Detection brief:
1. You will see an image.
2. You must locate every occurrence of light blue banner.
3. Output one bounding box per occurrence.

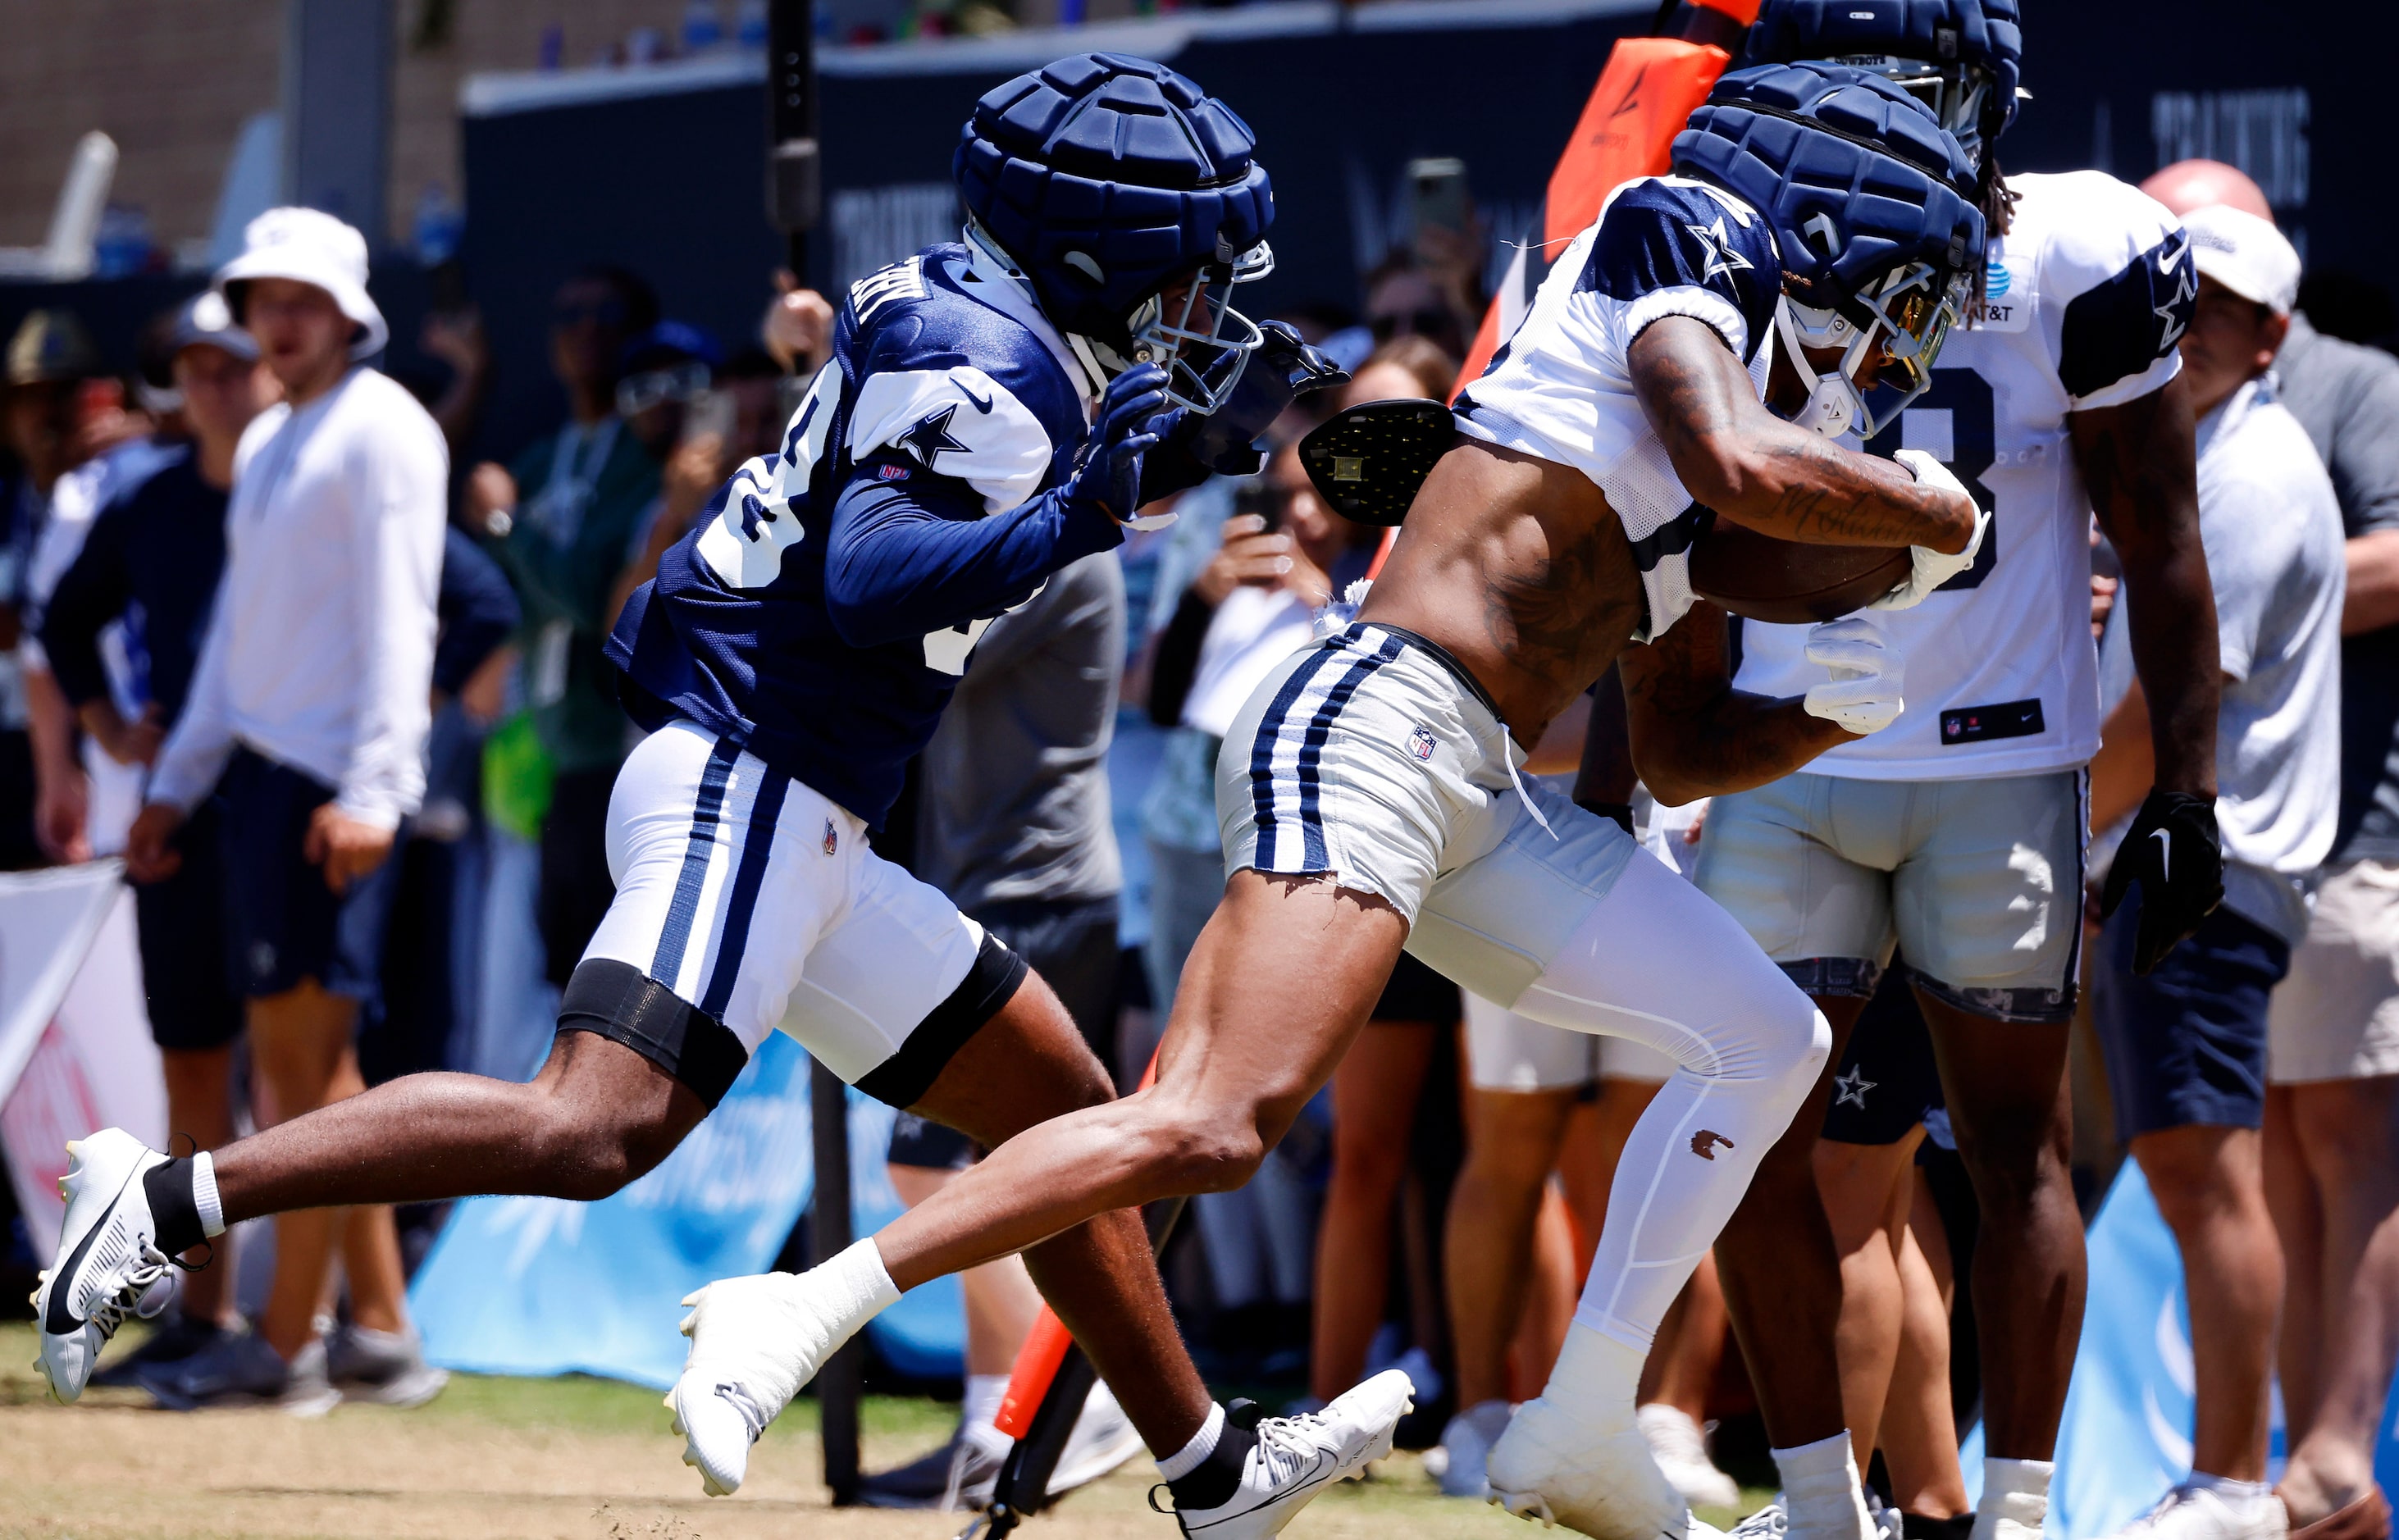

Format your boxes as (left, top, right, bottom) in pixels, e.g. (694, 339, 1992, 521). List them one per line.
(1965, 1164, 2399, 1539)
(409, 1033, 964, 1389)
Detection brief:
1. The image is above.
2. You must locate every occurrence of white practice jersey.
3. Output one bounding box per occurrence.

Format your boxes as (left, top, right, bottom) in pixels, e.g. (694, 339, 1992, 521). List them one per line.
(1734, 171, 2195, 780)
(1455, 174, 1782, 644)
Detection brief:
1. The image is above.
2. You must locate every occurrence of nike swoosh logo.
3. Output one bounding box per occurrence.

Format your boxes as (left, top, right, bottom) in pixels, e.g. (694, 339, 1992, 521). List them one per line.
(960, 382, 994, 414)
(1185, 1451, 1339, 1530)
(43, 1164, 140, 1335)
(2157, 233, 2187, 273)
(2151, 826, 2173, 883)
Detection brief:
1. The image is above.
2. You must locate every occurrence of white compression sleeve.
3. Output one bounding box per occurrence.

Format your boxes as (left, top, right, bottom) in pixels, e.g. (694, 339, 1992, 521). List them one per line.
(1507, 851, 1829, 1351)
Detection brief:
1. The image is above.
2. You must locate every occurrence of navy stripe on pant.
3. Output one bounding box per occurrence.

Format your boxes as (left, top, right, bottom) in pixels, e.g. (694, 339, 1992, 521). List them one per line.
(699, 772, 790, 1018)
(651, 736, 743, 984)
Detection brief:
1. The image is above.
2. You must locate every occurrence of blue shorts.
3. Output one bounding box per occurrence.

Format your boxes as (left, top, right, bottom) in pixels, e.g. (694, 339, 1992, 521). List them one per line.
(137, 796, 245, 1050)
(217, 747, 404, 1011)
(1820, 960, 1945, 1146)
(2094, 888, 2289, 1141)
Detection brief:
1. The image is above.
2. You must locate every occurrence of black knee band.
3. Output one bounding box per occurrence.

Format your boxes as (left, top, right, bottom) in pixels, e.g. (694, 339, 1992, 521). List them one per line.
(558, 958, 748, 1109)
(854, 931, 1029, 1111)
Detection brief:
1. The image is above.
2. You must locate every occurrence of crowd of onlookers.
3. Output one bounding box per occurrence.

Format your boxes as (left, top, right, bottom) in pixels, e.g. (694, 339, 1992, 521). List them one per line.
(2, 149, 2397, 1534)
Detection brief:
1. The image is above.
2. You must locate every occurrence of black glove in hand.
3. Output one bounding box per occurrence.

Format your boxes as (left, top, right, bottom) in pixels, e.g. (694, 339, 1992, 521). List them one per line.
(1067, 364, 1173, 523)
(1183, 321, 1351, 475)
(2099, 789, 2224, 975)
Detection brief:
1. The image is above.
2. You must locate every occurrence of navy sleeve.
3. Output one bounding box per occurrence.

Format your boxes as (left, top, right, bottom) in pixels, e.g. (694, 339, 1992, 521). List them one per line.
(38, 500, 132, 709)
(822, 454, 1123, 649)
(2059, 228, 2196, 404)
(433, 525, 520, 695)
(1580, 182, 1780, 361)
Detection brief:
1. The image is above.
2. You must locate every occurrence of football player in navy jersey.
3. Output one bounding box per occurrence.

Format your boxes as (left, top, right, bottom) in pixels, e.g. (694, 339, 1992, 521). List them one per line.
(715, 64, 1990, 1540)
(1709, 10, 2223, 1540)
(33, 52, 1423, 1538)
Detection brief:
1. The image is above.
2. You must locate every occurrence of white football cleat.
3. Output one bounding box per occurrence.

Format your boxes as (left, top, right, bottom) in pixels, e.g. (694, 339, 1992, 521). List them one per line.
(1639, 1403, 1742, 1510)
(32, 1129, 174, 1404)
(1488, 1396, 1703, 1540)
(668, 1268, 875, 1495)
(2095, 1487, 2287, 1540)
(1166, 1368, 1416, 1537)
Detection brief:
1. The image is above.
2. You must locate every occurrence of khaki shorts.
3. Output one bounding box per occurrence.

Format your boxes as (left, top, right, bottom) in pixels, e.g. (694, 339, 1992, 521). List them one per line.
(1694, 769, 2087, 1023)
(2267, 858, 2399, 1083)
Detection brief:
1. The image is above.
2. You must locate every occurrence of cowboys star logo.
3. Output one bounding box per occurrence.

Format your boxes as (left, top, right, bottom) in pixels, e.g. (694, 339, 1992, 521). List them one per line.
(1833, 1066, 1877, 1110)
(2153, 230, 2197, 350)
(1684, 217, 1754, 284)
(896, 404, 970, 471)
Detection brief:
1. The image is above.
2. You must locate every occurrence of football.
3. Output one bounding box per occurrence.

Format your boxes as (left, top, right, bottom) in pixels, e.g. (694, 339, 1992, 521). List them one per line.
(1686, 515, 1913, 624)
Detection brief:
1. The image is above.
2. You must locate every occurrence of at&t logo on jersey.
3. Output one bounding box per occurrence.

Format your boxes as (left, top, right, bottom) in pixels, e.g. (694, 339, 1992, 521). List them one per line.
(1406, 727, 1437, 761)
(1970, 255, 2028, 332)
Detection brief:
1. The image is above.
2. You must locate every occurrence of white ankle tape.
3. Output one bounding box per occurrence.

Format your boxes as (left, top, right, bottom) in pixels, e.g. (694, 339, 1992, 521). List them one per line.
(192, 1150, 225, 1239)
(832, 1237, 901, 1317)
(1540, 1324, 1644, 1429)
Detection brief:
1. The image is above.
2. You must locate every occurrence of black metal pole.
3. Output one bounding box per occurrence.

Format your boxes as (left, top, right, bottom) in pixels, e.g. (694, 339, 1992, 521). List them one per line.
(969, 1194, 1191, 1538)
(768, 0, 821, 289)
(767, 0, 851, 1505)
(808, 1058, 861, 1506)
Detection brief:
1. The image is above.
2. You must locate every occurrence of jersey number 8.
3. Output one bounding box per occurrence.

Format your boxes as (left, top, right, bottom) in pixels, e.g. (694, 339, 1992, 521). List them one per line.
(1866, 366, 1998, 593)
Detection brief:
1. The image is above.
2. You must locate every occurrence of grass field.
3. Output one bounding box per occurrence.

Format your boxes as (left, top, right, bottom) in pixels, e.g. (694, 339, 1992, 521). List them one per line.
(0, 1322, 1767, 1538)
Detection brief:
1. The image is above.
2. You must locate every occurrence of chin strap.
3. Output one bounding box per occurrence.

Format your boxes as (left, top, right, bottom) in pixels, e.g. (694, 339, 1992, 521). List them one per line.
(1774, 302, 1861, 439)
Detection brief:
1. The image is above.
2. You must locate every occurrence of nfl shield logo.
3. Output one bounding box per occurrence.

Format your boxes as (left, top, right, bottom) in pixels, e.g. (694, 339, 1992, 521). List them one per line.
(1406, 727, 1436, 762)
(823, 818, 839, 855)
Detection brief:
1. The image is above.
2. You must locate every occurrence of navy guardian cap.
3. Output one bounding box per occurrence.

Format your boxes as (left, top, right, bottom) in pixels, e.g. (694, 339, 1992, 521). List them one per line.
(955, 52, 1275, 412)
(1675, 61, 1985, 437)
(1744, 0, 2023, 163)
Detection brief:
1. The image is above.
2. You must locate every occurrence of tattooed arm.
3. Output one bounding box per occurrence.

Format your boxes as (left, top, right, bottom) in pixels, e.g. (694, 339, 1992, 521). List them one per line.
(1619, 601, 1854, 805)
(1626, 316, 1976, 553)
(2073, 372, 2219, 797)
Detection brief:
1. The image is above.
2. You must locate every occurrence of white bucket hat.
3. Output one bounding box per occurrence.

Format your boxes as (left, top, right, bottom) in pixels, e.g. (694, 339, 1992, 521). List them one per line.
(2181, 204, 2301, 318)
(216, 206, 388, 359)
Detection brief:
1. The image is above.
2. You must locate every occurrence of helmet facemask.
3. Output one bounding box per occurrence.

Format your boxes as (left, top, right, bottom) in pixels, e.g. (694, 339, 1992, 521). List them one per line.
(1776, 256, 1972, 439)
(1115, 240, 1275, 413)
(1827, 54, 1995, 169)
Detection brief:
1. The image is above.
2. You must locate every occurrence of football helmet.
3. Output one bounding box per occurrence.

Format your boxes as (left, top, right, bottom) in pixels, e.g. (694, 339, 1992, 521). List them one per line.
(955, 52, 1275, 412)
(1675, 62, 1985, 437)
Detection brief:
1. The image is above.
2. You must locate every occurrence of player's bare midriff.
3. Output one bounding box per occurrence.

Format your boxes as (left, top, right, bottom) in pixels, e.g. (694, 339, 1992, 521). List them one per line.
(1357, 436, 1644, 745)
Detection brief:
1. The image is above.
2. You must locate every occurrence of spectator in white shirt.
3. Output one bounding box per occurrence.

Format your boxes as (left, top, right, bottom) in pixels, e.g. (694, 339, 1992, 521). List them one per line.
(2087, 204, 2346, 1540)
(125, 208, 449, 1410)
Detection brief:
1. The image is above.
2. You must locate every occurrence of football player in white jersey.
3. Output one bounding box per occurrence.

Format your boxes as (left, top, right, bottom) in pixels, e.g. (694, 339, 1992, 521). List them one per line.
(1713, 6, 2224, 1540)
(679, 62, 1988, 1540)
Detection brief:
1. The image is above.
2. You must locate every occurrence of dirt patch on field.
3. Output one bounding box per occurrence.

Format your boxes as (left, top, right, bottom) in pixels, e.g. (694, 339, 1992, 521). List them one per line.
(0, 1325, 1539, 1540)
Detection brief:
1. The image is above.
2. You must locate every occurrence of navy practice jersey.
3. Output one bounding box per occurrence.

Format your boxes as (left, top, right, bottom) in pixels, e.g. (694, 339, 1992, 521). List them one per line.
(607, 235, 1124, 828)
(1454, 175, 1783, 642)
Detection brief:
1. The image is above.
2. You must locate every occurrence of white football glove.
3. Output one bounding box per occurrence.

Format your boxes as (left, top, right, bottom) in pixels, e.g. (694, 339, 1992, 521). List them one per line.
(1803, 615, 1905, 735)
(1868, 449, 1990, 610)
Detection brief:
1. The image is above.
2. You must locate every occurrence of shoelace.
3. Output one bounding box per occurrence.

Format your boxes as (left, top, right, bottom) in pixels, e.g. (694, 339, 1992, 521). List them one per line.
(1249, 1406, 1342, 1485)
(1733, 1501, 1790, 1540)
(84, 1243, 175, 1342)
(713, 1381, 770, 1445)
